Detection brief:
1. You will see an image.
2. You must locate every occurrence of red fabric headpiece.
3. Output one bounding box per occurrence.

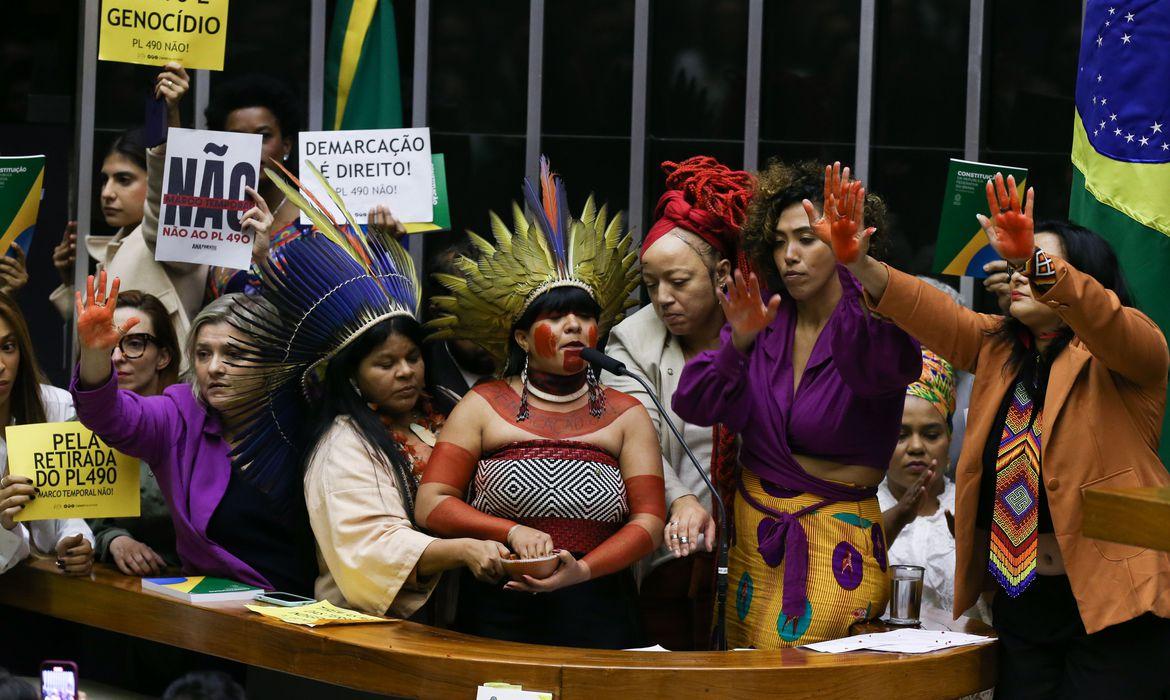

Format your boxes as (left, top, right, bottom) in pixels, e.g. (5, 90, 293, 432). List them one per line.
(641, 156, 755, 261)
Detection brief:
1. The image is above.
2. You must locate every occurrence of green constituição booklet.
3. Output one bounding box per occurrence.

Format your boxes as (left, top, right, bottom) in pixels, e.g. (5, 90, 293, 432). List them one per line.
(0, 155, 45, 256)
(933, 158, 1027, 279)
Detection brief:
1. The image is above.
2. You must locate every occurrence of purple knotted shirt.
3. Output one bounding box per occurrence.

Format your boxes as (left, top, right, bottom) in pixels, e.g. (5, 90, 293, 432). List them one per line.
(672, 265, 920, 621)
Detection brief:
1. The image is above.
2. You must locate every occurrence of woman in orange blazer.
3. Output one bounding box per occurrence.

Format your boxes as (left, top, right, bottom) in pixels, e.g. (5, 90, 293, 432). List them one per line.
(816, 171, 1170, 698)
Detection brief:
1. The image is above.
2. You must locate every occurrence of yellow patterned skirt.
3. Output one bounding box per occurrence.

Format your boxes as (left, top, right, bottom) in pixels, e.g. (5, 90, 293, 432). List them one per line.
(727, 470, 891, 649)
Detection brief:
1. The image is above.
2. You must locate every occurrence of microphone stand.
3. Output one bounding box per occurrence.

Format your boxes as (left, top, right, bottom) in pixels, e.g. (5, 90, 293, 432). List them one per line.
(589, 357, 730, 651)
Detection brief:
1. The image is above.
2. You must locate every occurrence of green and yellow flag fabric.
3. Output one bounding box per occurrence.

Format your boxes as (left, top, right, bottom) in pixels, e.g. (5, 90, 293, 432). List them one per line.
(325, 0, 403, 130)
(1071, 0, 1170, 464)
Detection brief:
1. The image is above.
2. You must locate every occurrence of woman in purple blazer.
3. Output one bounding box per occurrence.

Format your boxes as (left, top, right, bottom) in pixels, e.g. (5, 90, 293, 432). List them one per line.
(71, 272, 316, 594)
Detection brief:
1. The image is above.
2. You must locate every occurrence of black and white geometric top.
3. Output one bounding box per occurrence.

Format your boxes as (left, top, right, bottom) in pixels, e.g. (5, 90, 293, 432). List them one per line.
(471, 440, 630, 554)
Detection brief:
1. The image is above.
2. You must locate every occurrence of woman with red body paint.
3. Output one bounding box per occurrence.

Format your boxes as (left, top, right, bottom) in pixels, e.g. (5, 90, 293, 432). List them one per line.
(415, 285, 666, 648)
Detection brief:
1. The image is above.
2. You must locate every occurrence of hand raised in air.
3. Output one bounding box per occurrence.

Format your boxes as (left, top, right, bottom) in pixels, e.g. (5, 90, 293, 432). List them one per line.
(719, 269, 781, 353)
(976, 172, 1034, 265)
(804, 162, 875, 264)
(74, 270, 138, 352)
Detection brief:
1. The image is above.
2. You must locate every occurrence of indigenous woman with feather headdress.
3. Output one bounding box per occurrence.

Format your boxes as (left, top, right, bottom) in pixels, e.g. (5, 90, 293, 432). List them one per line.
(221, 163, 511, 620)
(414, 158, 666, 649)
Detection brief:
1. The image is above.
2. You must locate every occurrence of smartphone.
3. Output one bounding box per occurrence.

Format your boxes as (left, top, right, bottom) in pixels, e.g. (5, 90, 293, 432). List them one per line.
(40, 660, 78, 700)
(255, 591, 316, 607)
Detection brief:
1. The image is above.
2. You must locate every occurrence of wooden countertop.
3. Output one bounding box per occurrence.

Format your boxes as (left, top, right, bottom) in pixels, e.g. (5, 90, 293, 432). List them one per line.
(1083, 486, 1170, 553)
(0, 561, 996, 699)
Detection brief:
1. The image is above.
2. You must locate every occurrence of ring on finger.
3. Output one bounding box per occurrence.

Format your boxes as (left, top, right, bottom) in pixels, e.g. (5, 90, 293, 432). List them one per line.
(669, 533, 679, 540)
(679, 536, 690, 544)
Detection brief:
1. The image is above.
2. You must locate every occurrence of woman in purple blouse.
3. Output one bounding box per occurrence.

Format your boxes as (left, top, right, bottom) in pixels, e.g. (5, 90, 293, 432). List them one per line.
(673, 162, 921, 648)
(70, 272, 317, 595)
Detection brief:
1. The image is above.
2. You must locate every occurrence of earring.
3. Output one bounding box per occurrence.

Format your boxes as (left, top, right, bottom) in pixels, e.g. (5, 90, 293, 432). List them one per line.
(517, 356, 530, 422)
(586, 365, 605, 418)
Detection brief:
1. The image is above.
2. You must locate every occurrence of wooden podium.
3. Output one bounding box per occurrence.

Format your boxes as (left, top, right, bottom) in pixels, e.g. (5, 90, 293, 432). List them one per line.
(0, 561, 995, 699)
(1083, 486, 1170, 553)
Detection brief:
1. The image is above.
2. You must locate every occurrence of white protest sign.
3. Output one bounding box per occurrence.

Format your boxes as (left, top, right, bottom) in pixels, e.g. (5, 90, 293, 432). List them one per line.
(156, 128, 263, 270)
(297, 127, 433, 225)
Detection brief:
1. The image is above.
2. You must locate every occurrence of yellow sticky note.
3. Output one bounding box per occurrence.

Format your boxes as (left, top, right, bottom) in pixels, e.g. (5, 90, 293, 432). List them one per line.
(99, 0, 230, 71)
(8, 422, 140, 522)
(245, 600, 397, 627)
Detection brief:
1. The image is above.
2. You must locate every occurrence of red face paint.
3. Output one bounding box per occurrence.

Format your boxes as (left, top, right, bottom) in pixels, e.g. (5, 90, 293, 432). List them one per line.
(533, 322, 558, 358)
(562, 349, 585, 372)
(587, 326, 598, 348)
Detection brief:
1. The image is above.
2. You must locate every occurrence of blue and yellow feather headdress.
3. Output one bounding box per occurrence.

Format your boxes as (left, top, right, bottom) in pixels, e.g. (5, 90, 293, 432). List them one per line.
(224, 160, 421, 505)
(425, 156, 640, 364)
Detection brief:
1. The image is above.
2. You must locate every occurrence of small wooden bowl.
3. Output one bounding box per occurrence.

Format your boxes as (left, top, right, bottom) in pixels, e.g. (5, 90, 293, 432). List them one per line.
(501, 552, 561, 580)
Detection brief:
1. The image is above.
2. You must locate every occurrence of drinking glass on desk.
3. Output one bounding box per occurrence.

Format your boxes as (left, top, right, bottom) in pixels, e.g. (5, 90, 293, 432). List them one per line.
(888, 565, 925, 625)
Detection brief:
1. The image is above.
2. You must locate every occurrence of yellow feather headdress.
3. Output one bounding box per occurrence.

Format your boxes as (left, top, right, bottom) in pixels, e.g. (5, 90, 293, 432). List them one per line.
(425, 156, 640, 365)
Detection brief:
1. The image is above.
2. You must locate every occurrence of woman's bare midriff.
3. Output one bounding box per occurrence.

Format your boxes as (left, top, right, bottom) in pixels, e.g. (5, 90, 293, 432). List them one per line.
(792, 452, 885, 489)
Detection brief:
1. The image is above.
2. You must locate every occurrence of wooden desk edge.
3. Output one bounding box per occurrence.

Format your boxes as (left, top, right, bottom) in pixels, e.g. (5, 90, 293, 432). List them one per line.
(0, 562, 997, 699)
(1083, 486, 1170, 552)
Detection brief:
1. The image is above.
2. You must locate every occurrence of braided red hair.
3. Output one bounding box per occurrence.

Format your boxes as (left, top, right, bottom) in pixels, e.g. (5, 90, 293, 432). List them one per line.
(642, 156, 755, 263)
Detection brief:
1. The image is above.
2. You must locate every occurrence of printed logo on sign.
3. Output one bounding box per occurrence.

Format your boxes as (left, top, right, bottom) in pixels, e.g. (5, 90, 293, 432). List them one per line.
(156, 128, 262, 270)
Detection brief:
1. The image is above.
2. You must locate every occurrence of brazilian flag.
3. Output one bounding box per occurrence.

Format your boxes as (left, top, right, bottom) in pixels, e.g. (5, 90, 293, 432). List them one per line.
(1071, 0, 1170, 464)
(325, 0, 404, 130)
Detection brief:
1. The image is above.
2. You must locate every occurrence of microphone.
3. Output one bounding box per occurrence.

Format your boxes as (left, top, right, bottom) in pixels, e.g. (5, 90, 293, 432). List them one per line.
(581, 347, 627, 376)
(581, 347, 731, 651)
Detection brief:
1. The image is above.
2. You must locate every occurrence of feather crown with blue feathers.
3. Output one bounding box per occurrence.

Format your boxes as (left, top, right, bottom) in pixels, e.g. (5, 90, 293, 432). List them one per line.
(222, 159, 421, 506)
(425, 156, 640, 366)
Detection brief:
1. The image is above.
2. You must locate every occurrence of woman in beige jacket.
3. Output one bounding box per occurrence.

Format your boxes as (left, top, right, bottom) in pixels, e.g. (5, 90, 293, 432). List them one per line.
(52, 65, 206, 369)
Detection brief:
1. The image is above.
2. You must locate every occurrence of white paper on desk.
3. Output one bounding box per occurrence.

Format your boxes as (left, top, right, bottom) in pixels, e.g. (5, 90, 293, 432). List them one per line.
(476, 687, 552, 700)
(624, 644, 670, 652)
(803, 636, 874, 653)
(803, 629, 993, 654)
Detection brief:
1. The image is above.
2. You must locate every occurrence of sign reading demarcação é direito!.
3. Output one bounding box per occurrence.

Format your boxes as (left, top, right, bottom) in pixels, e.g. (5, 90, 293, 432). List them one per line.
(8, 422, 140, 522)
(99, 0, 231, 71)
(297, 128, 434, 226)
(156, 127, 262, 270)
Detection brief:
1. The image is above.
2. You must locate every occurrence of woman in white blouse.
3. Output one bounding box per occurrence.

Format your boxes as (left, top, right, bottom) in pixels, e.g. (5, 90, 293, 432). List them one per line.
(878, 348, 989, 622)
(0, 293, 94, 575)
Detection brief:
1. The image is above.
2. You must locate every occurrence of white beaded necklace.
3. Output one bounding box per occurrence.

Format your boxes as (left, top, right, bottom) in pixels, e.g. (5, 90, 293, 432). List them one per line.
(525, 381, 588, 403)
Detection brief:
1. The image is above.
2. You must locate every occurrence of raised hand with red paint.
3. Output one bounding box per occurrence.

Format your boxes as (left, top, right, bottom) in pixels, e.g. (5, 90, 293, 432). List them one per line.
(75, 270, 138, 352)
(977, 172, 1034, 265)
(720, 269, 782, 353)
(804, 162, 875, 265)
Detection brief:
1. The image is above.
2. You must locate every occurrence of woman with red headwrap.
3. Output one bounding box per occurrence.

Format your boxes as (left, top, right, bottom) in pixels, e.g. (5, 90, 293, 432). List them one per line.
(601, 156, 753, 649)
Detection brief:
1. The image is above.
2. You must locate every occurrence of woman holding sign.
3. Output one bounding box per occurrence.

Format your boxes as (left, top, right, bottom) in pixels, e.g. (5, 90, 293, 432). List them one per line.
(0, 293, 94, 576)
(839, 170, 1170, 695)
(71, 277, 317, 595)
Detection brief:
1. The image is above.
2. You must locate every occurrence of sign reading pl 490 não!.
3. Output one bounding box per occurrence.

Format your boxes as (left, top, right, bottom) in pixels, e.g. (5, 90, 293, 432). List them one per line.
(298, 128, 434, 226)
(100, 0, 230, 71)
(8, 422, 140, 522)
(156, 127, 262, 270)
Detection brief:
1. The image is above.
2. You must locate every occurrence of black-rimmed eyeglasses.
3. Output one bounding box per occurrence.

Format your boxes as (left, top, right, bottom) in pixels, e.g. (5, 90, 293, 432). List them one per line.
(116, 333, 157, 360)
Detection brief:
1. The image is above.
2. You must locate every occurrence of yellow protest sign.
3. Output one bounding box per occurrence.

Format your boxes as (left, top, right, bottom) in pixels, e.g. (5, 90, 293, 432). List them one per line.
(99, 0, 230, 71)
(8, 422, 140, 522)
(245, 600, 397, 627)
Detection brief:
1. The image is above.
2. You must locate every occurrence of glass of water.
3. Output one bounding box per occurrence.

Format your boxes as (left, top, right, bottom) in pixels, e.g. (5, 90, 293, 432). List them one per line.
(888, 564, 925, 625)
